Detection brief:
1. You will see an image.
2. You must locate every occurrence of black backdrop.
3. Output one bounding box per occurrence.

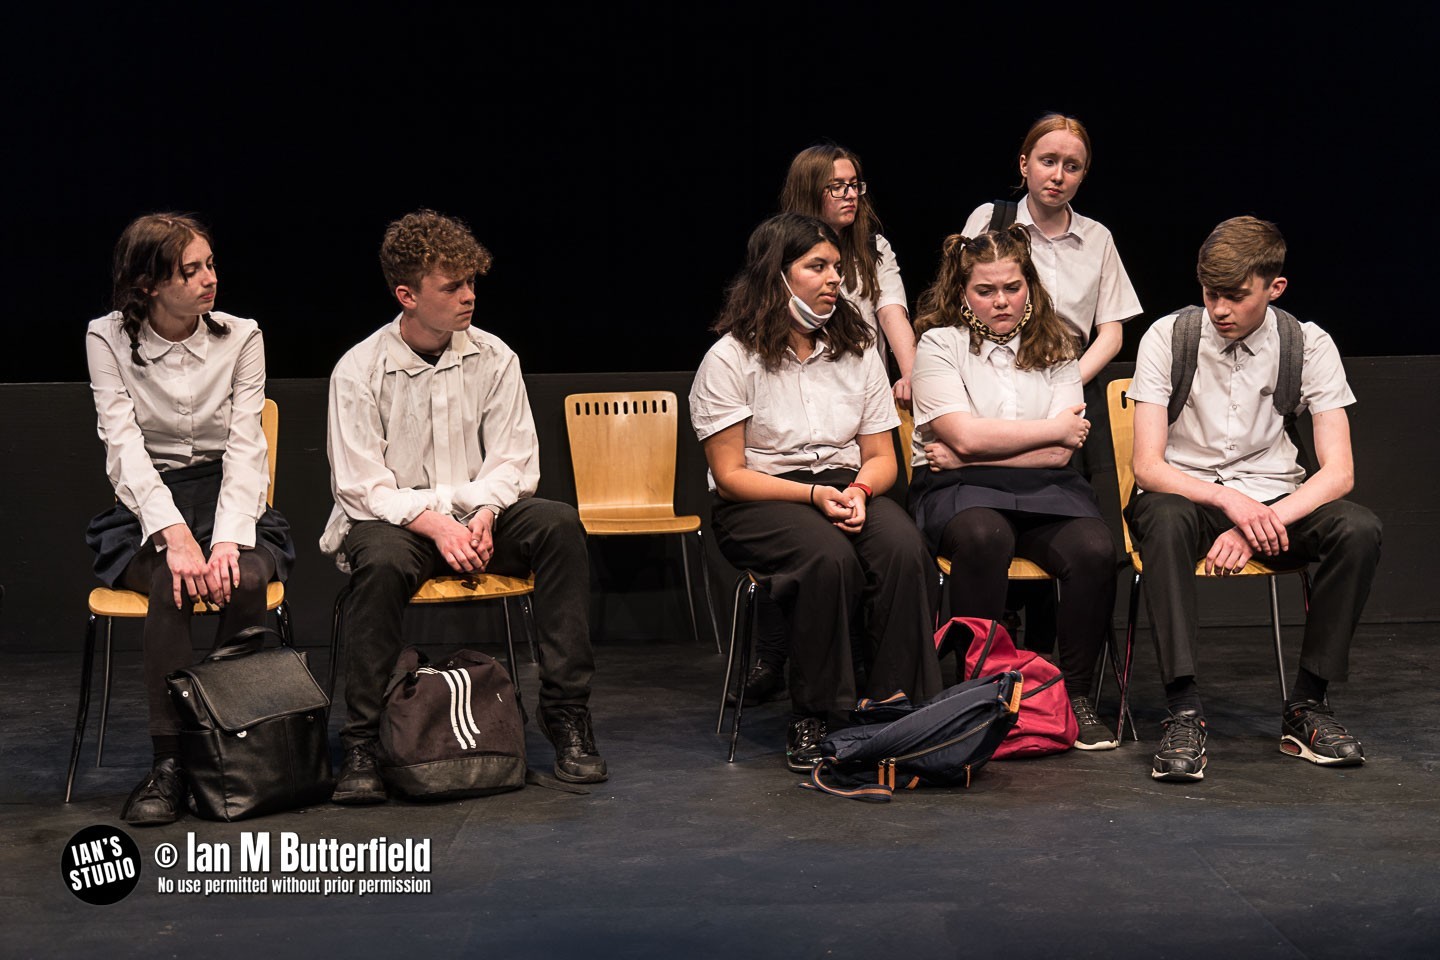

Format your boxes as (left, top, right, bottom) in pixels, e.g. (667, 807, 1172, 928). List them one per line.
(4, 3, 1436, 385)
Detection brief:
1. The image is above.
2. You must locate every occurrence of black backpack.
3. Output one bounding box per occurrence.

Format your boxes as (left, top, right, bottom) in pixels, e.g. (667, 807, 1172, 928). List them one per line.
(798, 672, 1023, 802)
(987, 200, 1020, 232)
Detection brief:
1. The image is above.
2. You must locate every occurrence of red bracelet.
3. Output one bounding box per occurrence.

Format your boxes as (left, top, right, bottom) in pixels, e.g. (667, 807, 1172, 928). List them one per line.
(847, 482, 873, 499)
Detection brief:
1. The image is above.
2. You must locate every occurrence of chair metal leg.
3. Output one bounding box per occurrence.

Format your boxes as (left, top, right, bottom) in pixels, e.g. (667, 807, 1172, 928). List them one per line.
(520, 595, 539, 663)
(1268, 576, 1290, 703)
(1300, 569, 1312, 613)
(728, 578, 758, 763)
(697, 529, 721, 654)
(96, 618, 115, 768)
(327, 584, 348, 701)
(678, 532, 702, 647)
(716, 575, 747, 735)
(66, 614, 100, 803)
(1115, 570, 1142, 744)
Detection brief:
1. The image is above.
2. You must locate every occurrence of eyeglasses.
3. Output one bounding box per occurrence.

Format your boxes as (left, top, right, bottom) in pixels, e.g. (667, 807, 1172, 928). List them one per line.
(823, 180, 867, 200)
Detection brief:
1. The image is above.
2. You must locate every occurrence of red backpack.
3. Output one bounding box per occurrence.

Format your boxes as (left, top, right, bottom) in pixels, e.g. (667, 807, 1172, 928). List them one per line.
(936, 617, 1077, 758)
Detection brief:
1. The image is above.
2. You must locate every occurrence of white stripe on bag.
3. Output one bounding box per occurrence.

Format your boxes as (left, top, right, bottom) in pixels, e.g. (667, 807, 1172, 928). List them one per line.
(419, 666, 472, 749)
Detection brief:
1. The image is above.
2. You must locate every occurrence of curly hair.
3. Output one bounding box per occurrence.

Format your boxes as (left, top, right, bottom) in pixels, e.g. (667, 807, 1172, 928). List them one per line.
(713, 213, 874, 371)
(779, 144, 885, 305)
(914, 226, 1077, 372)
(380, 209, 494, 292)
(110, 213, 229, 366)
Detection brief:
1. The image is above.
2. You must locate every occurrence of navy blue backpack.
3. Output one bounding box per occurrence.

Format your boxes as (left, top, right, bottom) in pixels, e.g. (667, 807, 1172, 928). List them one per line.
(799, 671, 1023, 802)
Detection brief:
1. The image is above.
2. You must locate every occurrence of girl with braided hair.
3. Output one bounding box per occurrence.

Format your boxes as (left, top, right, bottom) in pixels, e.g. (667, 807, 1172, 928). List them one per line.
(909, 226, 1117, 750)
(84, 213, 294, 825)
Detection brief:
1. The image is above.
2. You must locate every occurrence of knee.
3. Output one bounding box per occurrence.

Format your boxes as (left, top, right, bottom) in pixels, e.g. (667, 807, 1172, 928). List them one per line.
(810, 541, 865, 594)
(1131, 493, 1197, 540)
(1323, 501, 1383, 557)
(944, 514, 1012, 569)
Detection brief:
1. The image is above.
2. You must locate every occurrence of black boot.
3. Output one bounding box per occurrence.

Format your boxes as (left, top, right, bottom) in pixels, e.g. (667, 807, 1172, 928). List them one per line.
(539, 705, 608, 783)
(120, 757, 187, 826)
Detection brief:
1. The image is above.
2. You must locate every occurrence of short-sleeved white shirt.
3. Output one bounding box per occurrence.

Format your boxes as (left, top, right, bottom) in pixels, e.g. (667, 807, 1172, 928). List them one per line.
(963, 197, 1142, 343)
(845, 234, 908, 355)
(689, 332, 900, 487)
(1129, 307, 1356, 502)
(909, 325, 1082, 466)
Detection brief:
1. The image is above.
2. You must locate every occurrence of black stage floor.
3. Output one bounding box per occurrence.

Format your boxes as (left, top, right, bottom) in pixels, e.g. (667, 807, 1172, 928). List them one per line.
(3, 623, 1438, 959)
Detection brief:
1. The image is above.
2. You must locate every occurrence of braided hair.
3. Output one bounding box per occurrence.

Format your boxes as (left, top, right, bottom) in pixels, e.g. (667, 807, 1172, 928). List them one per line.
(111, 213, 228, 365)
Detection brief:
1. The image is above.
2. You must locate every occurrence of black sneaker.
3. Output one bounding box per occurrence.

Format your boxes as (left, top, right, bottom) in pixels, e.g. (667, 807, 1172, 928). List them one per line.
(785, 715, 828, 773)
(1070, 696, 1118, 751)
(121, 757, 187, 826)
(1280, 700, 1365, 766)
(539, 705, 608, 783)
(726, 660, 786, 707)
(1152, 710, 1207, 781)
(332, 742, 387, 805)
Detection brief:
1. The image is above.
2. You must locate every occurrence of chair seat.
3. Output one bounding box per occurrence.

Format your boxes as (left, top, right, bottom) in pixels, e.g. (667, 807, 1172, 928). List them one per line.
(935, 556, 1053, 580)
(1127, 551, 1309, 577)
(88, 581, 286, 618)
(578, 509, 702, 536)
(408, 574, 536, 604)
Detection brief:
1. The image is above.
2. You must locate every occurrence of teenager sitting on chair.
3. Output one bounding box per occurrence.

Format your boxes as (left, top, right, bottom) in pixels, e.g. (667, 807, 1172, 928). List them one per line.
(1127, 216, 1382, 782)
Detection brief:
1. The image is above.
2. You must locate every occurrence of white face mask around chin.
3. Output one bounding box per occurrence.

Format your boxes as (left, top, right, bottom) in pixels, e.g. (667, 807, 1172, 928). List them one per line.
(782, 276, 836, 331)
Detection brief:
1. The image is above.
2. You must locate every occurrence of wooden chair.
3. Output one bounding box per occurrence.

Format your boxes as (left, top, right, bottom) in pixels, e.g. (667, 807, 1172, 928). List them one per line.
(66, 398, 293, 802)
(564, 391, 716, 650)
(1106, 378, 1312, 742)
(327, 573, 535, 704)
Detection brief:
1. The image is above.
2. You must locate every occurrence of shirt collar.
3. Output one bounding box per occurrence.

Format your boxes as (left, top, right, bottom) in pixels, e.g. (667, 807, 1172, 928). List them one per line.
(978, 332, 1020, 364)
(1203, 306, 1275, 357)
(1017, 195, 1084, 245)
(382, 315, 481, 376)
(139, 316, 210, 362)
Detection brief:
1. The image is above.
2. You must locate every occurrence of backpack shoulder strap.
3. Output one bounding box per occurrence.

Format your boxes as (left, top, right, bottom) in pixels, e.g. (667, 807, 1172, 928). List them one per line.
(1168, 306, 1206, 424)
(1271, 307, 1304, 419)
(987, 200, 1018, 232)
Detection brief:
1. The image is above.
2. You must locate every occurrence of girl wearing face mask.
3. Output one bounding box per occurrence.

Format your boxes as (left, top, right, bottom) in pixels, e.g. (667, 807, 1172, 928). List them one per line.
(84, 213, 295, 825)
(908, 227, 1118, 751)
(780, 144, 917, 406)
(690, 213, 940, 772)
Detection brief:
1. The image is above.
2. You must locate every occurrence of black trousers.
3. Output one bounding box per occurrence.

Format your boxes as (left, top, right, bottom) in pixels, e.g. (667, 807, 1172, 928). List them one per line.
(1127, 492, 1382, 685)
(337, 498, 594, 747)
(938, 508, 1115, 692)
(711, 470, 941, 719)
(119, 546, 276, 739)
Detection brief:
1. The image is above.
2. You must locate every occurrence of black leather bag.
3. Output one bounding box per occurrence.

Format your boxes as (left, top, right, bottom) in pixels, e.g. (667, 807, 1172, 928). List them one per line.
(167, 626, 332, 821)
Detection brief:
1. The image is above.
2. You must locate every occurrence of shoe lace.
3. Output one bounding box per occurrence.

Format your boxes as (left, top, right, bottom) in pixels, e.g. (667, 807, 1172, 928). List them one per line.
(1071, 697, 1101, 726)
(791, 717, 826, 751)
(1161, 714, 1204, 754)
(546, 706, 596, 752)
(1293, 702, 1352, 744)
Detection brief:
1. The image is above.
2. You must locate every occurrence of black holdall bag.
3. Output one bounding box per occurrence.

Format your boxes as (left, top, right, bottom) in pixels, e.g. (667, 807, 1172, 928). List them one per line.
(379, 647, 528, 800)
(799, 671, 1023, 802)
(167, 626, 333, 821)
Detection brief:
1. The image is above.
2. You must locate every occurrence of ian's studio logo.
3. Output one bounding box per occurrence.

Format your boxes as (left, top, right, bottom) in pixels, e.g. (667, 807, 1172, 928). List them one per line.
(62, 825, 142, 905)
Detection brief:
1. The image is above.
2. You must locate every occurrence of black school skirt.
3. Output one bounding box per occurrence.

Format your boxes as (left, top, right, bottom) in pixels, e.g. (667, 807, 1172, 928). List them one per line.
(85, 460, 296, 588)
(909, 465, 1101, 557)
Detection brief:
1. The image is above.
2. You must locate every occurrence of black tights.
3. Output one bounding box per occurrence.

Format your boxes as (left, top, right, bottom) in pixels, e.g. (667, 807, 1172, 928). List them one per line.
(939, 508, 1115, 693)
(118, 546, 276, 742)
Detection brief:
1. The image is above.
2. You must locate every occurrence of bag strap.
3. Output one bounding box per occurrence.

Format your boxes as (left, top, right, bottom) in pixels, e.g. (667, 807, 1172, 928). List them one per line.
(205, 625, 277, 661)
(1020, 673, 1063, 701)
(968, 619, 1002, 680)
(988, 200, 1019, 232)
(1272, 307, 1304, 420)
(797, 758, 893, 803)
(1167, 306, 1205, 424)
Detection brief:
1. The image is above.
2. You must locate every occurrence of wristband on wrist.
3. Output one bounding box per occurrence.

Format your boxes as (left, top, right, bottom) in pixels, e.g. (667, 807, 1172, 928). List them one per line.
(809, 484, 817, 506)
(847, 482, 873, 499)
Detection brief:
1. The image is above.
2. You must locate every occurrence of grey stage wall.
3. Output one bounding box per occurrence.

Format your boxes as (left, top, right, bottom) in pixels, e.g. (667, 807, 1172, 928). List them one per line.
(1, 359, 1435, 655)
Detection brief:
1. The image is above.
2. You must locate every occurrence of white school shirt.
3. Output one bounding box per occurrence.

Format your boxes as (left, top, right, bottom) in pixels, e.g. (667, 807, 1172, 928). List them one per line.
(963, 198, 1142, 343)
(320, 318, 540, 570)
(909, 325, 1082, 466)
(1128, 307, 1355, 502)
(846, 234, 908, 353)
(689, 332, 900, 487)
(85, 310, 269, 548)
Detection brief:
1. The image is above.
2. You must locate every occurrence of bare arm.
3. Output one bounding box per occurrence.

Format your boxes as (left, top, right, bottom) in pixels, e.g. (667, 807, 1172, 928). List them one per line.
(928, 405, 1087, 460)
(877, 304, 916, 405)
(1078, 322, 1122, 385)
(1269, 408, 1355, 527)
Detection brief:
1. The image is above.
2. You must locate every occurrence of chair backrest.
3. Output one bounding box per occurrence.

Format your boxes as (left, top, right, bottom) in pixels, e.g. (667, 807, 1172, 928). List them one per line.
(896, 402, 916, 484)
(564, 391, 680, 516)
(262, 398, 278, 506)
(1105, 378, 1136, 556)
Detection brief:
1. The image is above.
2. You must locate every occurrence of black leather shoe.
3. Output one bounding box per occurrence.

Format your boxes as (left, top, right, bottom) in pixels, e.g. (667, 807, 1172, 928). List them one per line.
(727, 660, 787, 707)
(121, 757, 186, 826)
(539, 705, 608, 783)
(785, 715, 828, 773)
(331, 742, 387, 805)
